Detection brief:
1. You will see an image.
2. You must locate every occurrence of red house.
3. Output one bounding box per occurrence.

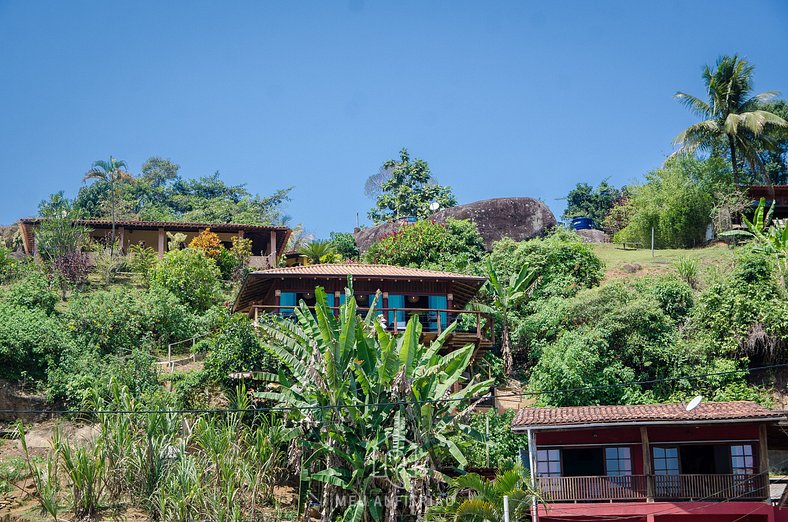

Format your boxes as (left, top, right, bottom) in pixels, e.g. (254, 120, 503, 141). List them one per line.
(513, 401, 788, 522)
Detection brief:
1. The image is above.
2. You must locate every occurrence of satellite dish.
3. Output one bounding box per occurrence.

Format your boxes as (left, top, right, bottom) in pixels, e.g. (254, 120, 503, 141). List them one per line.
(686, 396, 703, 412)
(429, 202, 440, 211)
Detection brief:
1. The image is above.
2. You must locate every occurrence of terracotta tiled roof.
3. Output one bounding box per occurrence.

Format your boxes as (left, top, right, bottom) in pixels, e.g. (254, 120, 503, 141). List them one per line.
(255, 263, 486, 281)
(19, 217, 288, 231)
(512, 401, 784, 430)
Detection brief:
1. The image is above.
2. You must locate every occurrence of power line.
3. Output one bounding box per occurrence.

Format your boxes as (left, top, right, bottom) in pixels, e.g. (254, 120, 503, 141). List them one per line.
(1, 361, 786, 417)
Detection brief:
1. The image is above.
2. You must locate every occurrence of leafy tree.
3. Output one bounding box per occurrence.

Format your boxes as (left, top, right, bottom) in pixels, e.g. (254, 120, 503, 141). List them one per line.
(615, 156, 732, 248)
(83, 156, 134, 254)
(759, 100, 788, 184)
(426, 467, 536, 522)
(562, 181, 622, 227)
(329, 231, 359, 260)
(255, 288, 493, 521)
(364, 218, 485, 272)
(75, 157, 293, 226)
(64, 288, 146, 356)
(149, 248, 221, 312)
(673, 55, 788, 182)
(367, 148, 457, 224)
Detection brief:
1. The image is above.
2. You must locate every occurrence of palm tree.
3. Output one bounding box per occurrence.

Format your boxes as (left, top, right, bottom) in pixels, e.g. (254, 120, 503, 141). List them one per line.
(426, 467, 539, 522)
(480, 257, 538, 378)
(673, 55, 788, 182)
(83, 156, 133, 254)
(298, 239, 336, 264)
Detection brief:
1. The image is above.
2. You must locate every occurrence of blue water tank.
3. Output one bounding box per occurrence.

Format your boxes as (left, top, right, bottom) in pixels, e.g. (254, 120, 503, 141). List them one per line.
(570, 217, 594, 230)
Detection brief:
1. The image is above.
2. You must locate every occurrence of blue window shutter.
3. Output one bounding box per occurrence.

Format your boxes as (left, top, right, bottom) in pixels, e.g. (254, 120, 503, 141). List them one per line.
(428, 295, 448, 331)
(325, 293, 335, 308)
(280, 292, 297, 316)
(388, 294, 405, 325)
(339, 293, 346, 305)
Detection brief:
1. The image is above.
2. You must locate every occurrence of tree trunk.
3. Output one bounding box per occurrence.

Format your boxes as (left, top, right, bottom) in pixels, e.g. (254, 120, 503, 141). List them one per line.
(502, 321, 513, 377)
(728, 134, 739, 184)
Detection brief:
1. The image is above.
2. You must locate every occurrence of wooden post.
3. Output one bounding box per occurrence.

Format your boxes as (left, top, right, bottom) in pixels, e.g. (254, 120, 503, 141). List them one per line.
(641, 427, 654, 502)
(118, 226, 126, 253)
(759, 423, 769, 475)
(270, 230, 278, 266)
(157, 228, 165, 259)
(275, 289, 281, 316)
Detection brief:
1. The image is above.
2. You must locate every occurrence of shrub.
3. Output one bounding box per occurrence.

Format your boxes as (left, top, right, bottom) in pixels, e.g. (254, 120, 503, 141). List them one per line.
(675, 256, 700, 289)
(490, 229, 604, 301)
(364, 218, 485, 271)
(149, 248, 220, 311)
(128, 244, 157, 278)
(52, 251, 91, 289)
(203, 312, 277, 388)
(141, 287, 199, 347)
(688, 248, 788, 359)
(5, 271, 58, 314)
(64, 288, 145, 356)
(0, 303, 69, 382)
(0, 245, 18, 282)
(638, 276, 695, 322)
(189, 228, 222, 258)
(47, 347, 159, 406)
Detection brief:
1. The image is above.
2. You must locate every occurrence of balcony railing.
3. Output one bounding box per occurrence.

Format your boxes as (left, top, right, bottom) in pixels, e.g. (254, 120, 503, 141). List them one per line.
(538, 473, 769, 502)
(251, 305, 492, 339)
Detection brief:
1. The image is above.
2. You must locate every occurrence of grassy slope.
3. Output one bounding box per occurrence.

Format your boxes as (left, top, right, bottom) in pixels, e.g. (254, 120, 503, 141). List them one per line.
(592, 241, 735, 282)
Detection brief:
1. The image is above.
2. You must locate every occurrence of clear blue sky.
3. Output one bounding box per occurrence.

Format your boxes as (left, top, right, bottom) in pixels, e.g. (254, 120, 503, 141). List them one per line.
(1, 1, 787, 236)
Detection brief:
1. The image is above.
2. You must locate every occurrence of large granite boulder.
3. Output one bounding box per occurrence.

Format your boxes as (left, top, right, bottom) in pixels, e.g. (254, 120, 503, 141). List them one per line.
(354, 197, 557, 252)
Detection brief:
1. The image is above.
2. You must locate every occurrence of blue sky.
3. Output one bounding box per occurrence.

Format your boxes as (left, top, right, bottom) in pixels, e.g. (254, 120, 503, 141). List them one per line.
(1, 1, 787, 236)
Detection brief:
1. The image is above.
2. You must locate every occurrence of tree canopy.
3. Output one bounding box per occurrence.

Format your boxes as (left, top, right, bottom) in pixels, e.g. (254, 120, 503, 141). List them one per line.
(74, 156, 292, 225)
(367, 148, 457, 224)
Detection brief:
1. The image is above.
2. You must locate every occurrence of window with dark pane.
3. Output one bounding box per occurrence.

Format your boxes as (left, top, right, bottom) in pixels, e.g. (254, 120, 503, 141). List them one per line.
(730, 445, 754, 475)
(653, 447, 679, 475)
(605, 447, 632, 476)
(537, 449, 561, 477)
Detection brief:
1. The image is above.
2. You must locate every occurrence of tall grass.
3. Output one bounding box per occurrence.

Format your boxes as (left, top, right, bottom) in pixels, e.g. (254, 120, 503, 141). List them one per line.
(20, 380, 298, 521)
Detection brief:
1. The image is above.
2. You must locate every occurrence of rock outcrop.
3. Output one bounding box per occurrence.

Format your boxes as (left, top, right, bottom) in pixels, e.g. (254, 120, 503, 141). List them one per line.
(354, 197, 557, 252)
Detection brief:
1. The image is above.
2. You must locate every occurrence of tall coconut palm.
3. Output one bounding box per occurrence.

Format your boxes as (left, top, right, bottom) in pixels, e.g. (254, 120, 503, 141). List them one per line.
(673, 55, 788, 183)
(83, 156, 133, 254)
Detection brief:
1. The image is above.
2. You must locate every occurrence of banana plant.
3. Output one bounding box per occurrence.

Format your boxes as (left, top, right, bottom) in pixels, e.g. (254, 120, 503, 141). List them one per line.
(254, 286, 493, 522)
(477, 257, 539, 377)
(722, 197, 788, 287)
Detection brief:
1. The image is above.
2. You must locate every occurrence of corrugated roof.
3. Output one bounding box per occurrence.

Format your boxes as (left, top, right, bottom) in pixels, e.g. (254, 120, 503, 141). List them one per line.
(512, 401, 784, 430)
(19, 218, 288, 231)
(254, 263, 486, 280)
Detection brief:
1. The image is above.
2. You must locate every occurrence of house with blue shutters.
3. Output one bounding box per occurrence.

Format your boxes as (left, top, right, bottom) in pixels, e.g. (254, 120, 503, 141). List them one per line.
(232, 263, 493, 353)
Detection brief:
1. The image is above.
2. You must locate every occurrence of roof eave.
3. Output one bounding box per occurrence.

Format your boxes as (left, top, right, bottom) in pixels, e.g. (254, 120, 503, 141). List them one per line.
(512, 416, 788, 433)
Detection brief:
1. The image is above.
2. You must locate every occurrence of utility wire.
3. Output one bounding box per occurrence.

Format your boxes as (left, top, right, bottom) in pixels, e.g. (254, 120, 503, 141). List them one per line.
(1, 362, 786, 417)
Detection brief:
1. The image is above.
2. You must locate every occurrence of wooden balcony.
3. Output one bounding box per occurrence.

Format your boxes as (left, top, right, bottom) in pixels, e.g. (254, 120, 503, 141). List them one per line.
(538, 473, 769, 503)
(251, 305, 493, 352)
